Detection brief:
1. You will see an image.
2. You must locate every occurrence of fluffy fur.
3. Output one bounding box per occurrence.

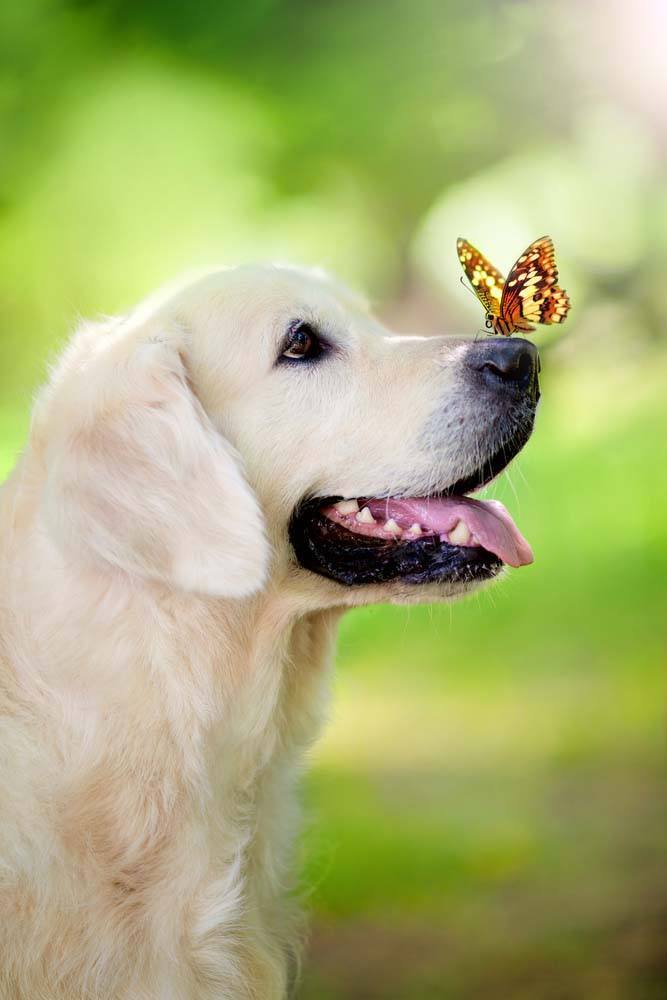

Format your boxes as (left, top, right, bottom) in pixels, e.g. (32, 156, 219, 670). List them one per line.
(0, 264, 515, 998)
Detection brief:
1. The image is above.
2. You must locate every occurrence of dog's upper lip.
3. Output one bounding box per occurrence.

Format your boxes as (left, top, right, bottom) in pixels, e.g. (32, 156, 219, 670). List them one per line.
(443, 421, 535, 497)
(322, 495, 533, 568)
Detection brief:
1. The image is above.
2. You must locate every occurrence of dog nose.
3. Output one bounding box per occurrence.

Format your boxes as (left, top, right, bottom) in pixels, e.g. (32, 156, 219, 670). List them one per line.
(465, 338, 540, 400)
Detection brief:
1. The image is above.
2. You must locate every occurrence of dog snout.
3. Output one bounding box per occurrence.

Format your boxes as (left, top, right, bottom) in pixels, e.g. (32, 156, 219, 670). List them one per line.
(464, 338, 540, 402)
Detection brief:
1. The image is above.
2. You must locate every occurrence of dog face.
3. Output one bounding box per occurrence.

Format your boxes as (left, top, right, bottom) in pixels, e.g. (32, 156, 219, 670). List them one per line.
(35, 264, 538, 608)
(171, 264, 537, 604)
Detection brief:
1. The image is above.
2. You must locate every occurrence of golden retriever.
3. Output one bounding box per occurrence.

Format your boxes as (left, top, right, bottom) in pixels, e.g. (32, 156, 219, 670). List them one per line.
(0, 264, 538, 998)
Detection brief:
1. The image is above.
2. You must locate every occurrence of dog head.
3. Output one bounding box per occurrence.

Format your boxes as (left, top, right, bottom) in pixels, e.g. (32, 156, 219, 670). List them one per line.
(35, 264, 538, 608)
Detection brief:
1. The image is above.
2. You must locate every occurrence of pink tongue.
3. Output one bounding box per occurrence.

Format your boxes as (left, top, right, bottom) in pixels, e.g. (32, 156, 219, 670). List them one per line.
(365, 496, 534, 568)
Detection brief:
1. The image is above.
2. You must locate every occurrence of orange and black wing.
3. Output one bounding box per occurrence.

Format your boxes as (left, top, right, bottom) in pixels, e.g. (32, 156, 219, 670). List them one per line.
(540, 285, 571, 325)
(457, 238, 505, 317)
(499, 236, 570, 332)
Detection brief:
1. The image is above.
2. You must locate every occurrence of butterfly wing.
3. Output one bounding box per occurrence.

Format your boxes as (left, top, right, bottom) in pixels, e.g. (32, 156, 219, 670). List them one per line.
(457, 238, 505, 317)
(540, 286, 571, 325)
(499, 236, 570, 332)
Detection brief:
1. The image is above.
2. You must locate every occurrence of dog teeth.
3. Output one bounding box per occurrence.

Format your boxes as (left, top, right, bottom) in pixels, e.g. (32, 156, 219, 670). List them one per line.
(448, 519, 471, 545)
(356, 506, 376, 524)
(334, 499, 360, 515)
(383, 518, 402, 536)
(407, 523, 422, 537)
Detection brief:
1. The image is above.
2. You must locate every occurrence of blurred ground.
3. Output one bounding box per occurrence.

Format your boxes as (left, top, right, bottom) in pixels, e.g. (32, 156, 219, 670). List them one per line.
(1, 1, 666, 997)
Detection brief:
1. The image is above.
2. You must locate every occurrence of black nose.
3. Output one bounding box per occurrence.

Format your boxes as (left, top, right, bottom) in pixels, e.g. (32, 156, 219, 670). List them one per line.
(465, 338, 540, 401)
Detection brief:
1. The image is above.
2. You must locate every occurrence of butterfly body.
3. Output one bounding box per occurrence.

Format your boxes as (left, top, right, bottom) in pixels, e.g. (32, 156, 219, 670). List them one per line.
(457, 236, 570, 336)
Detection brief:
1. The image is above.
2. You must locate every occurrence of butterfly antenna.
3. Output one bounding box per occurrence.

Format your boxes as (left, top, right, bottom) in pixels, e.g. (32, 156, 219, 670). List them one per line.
(459, 275, 478, 300)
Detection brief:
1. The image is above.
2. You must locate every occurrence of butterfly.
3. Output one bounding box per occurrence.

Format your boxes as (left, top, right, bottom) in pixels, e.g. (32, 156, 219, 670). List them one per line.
(457, 236, 570, 336)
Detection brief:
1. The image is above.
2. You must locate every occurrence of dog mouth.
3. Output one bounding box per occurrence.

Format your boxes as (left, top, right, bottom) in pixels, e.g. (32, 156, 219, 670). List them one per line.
(289, 428, 534, 588)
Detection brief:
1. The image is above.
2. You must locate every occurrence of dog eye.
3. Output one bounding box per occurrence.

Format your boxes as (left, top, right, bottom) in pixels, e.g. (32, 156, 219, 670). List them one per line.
(281, 322, 323, 362)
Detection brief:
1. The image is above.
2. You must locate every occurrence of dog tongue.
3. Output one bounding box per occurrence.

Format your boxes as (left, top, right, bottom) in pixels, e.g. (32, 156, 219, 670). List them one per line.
(364, 496, 534, 568)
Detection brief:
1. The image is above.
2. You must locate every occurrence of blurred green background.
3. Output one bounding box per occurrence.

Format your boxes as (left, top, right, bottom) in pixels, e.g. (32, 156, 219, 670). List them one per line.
(1, 1, 666, 997)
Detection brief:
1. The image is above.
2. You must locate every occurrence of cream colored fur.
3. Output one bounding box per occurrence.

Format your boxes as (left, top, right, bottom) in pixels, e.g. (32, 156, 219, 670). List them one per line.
(0, 264, 498, 998)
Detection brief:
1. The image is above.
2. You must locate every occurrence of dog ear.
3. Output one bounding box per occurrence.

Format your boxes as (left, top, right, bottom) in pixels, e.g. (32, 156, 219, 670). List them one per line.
(40, 330, 269, 598)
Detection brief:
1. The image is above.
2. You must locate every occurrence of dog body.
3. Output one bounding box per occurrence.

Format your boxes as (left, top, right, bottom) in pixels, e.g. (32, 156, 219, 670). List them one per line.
(0, 265, 538, 998)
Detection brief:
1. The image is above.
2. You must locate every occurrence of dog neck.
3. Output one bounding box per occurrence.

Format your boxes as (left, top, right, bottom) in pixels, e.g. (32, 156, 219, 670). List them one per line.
(0, 490, 345, 994)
